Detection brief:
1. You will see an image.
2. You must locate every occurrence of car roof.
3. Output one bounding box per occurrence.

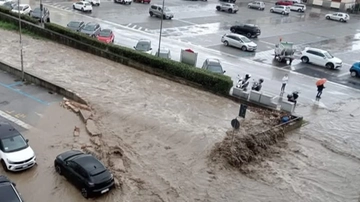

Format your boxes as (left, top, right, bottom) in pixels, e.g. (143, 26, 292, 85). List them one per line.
(207, 58, 221, 64)
(72, 155, 105, 174)
(85, 22, 98, 26)
(305, 47, 326, 52)
(101, 29, 112, 32)
(0, 175, 11, 184)
(227, 33, 245, 38)
(333, 12, 347, 14)
(0, 123, 19, 139)
(138, 39, 151, 43)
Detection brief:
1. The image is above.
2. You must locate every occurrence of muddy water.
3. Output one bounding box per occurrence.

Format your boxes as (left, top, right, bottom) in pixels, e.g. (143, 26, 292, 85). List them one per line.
(1, 29, 360, 202)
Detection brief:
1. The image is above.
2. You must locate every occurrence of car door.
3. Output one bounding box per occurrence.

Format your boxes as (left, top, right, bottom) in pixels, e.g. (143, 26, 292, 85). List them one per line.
(309, 51, 323, 66)
(316, 52, 327, 66)
(330, 13, 337, 20)
(274, 6, 281, 13)
(235, 26, 244, 35)
(337, 13, 343, 20)
(65, 161, 81, 186)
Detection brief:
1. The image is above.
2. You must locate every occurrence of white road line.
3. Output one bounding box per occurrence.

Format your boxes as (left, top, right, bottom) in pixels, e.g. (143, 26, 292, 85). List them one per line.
(0, 110, 32, 130)
(126, 23, 132, 27)
(258, 40, 275, 46)
(337, 72, 350, 77)
(137, 26, 142, 30)
(174, 19, 197, 25)
(132, 25, 137, 29)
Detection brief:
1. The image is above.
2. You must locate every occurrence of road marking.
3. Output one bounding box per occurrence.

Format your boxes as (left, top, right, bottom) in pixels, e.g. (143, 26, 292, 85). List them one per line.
(337, 72, 350, 77)
(132, 25, 137, 29)
(0, 110, 32, 130)
(137, 26, 142, 30)
(174, 19, 197, 25)
(7, 81, 23, 87)
(258, 40, 275, 46)
(35, 112, 43, 118)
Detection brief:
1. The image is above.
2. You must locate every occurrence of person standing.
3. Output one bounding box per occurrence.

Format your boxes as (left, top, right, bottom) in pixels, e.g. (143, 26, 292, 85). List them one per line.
(281, 74, 289, 93)
(316, 84, 325, 100)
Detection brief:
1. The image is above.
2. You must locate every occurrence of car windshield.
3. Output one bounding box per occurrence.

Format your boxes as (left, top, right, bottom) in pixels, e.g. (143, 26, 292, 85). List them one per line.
(324, 51, 334, 59)
(85, 2, 91, 6)
(13, 5, 23, 10)
(99, 30, 111, 37)
(135, 42, 150, 51)
(240, 37, 251, 43)
(32, 7, 41, 13)
(207, 65, 223, 73)
(0, 185, 21, 202)
(163, 7, 170, 11)
(68, 21, 81, 27)
(84, 24, 96, 31)
(0, 134, 28, 153)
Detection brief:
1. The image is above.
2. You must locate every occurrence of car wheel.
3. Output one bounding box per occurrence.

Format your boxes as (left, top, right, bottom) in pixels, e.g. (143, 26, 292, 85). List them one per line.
(112, 39, 114, 43)
(81, 7, 84, 11)
(301, 56, 309, 63)
(270, 9, 273, 12)
(216, 6, 221, 11)
(73, 5, 75, 9)
(241, 46, 247, 51)
(297, 9, 301, 12)
(326, 62, 334, 69)
(47, 18, 50, 23)
(340, 18, 344, 22)
(81, 188, 89, 199)
(129, 2, 131, 4)
(350, 70, 358, 77)
(246, 33, 251, 38)
(234, 10, 237, 13)
(228, 8, 233, 13)
(224, 41, 229, 46)
(326, 16, 330, 19)
(1, 160, 8, 172)
(149, 11, 153, 16)
(97, 3, 100, 6)
(248, 5, 251, 8)
(281, 11, 285, 15)
(275, 2, 278, 5)
(258, 7, 261, 10)
(55, 164, 62, 175)
(163, 14, 167, 19)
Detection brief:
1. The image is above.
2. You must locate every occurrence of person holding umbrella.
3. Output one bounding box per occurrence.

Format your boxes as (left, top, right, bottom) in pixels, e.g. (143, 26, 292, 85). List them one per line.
(316, 78, 327, 100)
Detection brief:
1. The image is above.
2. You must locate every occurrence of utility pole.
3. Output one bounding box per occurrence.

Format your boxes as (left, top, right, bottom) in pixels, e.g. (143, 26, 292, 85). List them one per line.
(17, 0, 24, 81)
(40, 0, 43, 26)
(157, 0, 165, 57)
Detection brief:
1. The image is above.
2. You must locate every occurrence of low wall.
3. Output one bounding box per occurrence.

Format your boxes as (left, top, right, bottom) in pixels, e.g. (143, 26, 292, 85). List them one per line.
(0, 61, 87, 105)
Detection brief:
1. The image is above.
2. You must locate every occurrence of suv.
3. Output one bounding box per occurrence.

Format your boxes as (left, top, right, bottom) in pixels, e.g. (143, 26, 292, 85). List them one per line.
(149, 4, 174, 20)
(0, 123, 36, 172)
(300, 47, 342, 69)
(30, 7, 50, 22)
(216, 3, 238, 13)
(289, 3, 306, 12)
(230, 24, 261, 38)
(248, 1, 265, 10)
(270, 5, 290, 15)
(0, 175, 24, 201)
(350, 62, 360, 77)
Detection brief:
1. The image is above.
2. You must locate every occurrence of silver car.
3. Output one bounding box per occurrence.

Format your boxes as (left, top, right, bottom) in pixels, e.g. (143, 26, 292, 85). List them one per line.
(216, 3, 238, 13)
(149, 4, 174, 20)
(221, 33, 257, 51)
(325, 12, 350, 22)
(247, 1, 265, 10)
(201, 58, 226, 74)
(270, 5, 290, 15)
(134, 39, 152, 54)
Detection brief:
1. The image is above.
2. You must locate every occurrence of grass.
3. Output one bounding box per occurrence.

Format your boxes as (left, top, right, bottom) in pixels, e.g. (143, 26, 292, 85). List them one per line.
(0, 21, 44, 39)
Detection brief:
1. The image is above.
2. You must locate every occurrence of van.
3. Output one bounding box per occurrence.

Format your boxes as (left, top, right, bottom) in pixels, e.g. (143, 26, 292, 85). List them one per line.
(289, 3, 306, 12)
(149, 4, 174, 20)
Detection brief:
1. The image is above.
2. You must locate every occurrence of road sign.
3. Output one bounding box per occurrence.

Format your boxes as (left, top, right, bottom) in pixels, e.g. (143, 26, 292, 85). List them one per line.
(239, 104, 247, 118)
(231, 119, 240, 129)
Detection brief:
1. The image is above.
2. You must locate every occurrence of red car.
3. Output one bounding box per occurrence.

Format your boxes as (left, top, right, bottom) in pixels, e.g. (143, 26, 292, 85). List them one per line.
(275, 0, 293, 5)
(97, 29, 115, 44)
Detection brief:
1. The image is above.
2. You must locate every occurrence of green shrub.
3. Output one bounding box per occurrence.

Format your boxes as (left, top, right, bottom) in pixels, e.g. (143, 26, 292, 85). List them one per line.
(0, 6, 39, 24)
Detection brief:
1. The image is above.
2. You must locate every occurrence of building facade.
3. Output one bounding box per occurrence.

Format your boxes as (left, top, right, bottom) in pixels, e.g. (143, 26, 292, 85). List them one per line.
(307, 0, 356, 11)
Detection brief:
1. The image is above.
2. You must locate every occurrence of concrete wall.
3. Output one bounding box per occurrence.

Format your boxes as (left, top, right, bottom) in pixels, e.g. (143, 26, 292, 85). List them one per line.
(0, 61, 88, 105)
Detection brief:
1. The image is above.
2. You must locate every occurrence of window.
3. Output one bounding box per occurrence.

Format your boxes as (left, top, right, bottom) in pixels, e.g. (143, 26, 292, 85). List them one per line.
(151, 5, 157, 9)
(67, 161, 77, 169)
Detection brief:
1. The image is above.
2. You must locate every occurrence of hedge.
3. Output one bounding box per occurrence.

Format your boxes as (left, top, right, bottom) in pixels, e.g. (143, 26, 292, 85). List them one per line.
(0, 10, 233, 96)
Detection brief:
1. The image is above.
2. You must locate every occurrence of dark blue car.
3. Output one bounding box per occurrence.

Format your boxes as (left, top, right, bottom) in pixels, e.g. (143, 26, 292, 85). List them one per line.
(350, 62, 360, 77)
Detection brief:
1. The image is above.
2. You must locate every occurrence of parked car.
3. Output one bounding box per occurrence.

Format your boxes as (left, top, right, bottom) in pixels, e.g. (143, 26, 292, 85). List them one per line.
(350, 62, 360, 77)
(72, 1, 92, 12)
(97, 29, 115, 43)
(134, 0, 150, 3)
(0, 1, 16, 10)
(54, 150, 115, 198)
(289, 3, 306, 12)
(30, 7, 50, 22)
(300, 47, 342, 69)
(67, 20, 85, 32)
(134, 39, 152, 54)
(291, 0, 302, 3)
(0, 0, 12, 6)
(248, 1, 265, 10)
(155, 48, 171, 59)
(219, 0, 236, 2)
(0, 123, 36, 172)
(114, 0, 132, 4)
(149, 4, 173, 19)
(275, 0, 293, 5)
(270, 5, 290, 15)
(82, 0, 100, 6)
(325, 12, 350, 22)
(11, 4, 31, 15)
(0, 175, 24, 202)
(202, 58, 226, 74)
(230, 23, 261, 38)
(221, 33, 257, 51)
(216, 3, 238, 13)
(80, 22, 101, 37)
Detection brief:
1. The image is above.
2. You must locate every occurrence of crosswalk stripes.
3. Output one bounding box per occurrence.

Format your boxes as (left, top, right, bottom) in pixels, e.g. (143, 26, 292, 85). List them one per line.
(45, 3, 73, 11)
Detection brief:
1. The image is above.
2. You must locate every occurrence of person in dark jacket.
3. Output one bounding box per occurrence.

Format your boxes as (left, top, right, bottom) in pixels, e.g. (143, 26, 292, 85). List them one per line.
(316, 84, 325, 99)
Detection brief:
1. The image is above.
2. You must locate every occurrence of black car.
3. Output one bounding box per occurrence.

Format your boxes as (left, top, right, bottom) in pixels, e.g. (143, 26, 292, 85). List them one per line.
(0, 175, 24, 202)
(1, 1, 17, 10)
(54, 150, 115, 198)
(30, 7, 50, 22)
(230, 24, 261, 38)
(67, 20, 85, 32)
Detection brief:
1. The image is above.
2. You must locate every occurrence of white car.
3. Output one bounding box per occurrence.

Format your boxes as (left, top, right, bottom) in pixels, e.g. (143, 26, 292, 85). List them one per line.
(300, 47, 342, 69)
(134, 39, 152, 54)
(247, 1, 265, 10)
(221, 33, 257, 51)
(82, 0, 100, 6)
(72, 1, 92, 12)
(114, 0, 132, 4)
(0, 123, 36, 172)
(325, 12, 350, 22)
(0, 0, 12, 6)
(11, 4, 32, 15)
(270, 5, 290, 15)
(289, 3, 306, 12)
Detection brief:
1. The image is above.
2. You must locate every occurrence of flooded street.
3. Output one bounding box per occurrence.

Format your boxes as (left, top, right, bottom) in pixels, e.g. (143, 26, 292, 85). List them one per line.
(1, 29, 360, 202)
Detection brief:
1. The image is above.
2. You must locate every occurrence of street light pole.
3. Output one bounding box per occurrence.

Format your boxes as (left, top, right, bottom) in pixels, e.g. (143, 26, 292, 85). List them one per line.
(157, 0, 165, 57)
(17, 0, 24, 81)
(40, 0, 43, 26)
